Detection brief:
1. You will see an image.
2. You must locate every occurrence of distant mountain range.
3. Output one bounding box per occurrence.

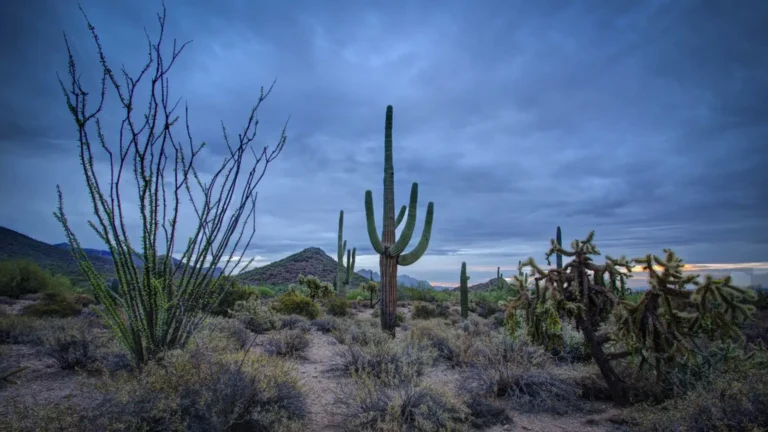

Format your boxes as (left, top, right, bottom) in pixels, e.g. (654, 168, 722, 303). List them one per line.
(238, 247, 369, 287)
(356, 269, 433, 289)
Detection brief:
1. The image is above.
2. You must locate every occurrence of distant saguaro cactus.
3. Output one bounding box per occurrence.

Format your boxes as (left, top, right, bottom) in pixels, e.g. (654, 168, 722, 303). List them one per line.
(496, 267, 504, 291)
(365, 105, 435, 335)
(556, 226, 563, 270)
(460, 262, 470, 319)
(335, 210, 356, 298)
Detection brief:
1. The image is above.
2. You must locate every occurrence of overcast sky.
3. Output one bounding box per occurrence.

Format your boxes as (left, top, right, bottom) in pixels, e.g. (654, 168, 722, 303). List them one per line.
(1, 0, 766, 287)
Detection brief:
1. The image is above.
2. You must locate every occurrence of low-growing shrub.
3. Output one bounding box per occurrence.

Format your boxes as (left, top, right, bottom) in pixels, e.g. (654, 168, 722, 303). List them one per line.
(197, 317, 251, 351)
(22, 291, 82, 318)
(273, 290, 320, 320)
(396, 311, 405, 326)
(345, 288, 366, 302)
(264, 330, 310, 358)
(327, 298, 350, 317)
(334, 339, 434, 385)
(256, 286, 276, 298)
(332, 321, 390, 347)
(279, 314, 311, 332)
(465, 394, 512, 429)
(336, 382, 469, 432)
(0, 316, 41, 344)
(310, 317, 342, 334)
(412, 301, 442, 320)
(36, 317, 99, 370)
(4, 347, 308, 432)
(229, 297, 279, 334)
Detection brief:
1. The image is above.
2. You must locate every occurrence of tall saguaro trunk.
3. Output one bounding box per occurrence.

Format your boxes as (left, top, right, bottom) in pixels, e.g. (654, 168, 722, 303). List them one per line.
(365, 105, 435, 336)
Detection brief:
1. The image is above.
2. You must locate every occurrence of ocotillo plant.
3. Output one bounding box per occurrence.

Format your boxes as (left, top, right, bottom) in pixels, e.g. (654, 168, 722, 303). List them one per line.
(335, 210, 356, 298)
(365, 105, 435, 335)
(556, 226, 563, 270)
(460, 262, 470, 319)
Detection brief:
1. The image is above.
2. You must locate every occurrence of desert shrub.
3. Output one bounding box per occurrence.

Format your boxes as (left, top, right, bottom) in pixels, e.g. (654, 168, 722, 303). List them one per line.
(411, 301, 441, 320)
(197, 317, 250, 350)
(470, 292, 502, 318)
(37, 317, 99, 370)
(409, 321, 471, 367)
(256, 286, 276, 298)
(634, 369, 768, 431)
(753, 285, 768, 310)
(0, 296, 15, 305)
(310, 317, 342, 334)
(264, 330, 310, 358)
(396, 311, 405, 326)
(22, 291, 82, 318)
(464, 394, 512, 429)
(371, 308, 380, 318)
(555, 322, 590, 364)
(0, 260, 56, 298)
(0, 316, 42, 344)
(229, 297, 279, 334)
(336, 382, 469, 432)
(272, 290, 320, 320)
(327, 298, 350, 317)
(332, 321, 390, 347)
(334, 339, 434, 385)
(6, 348, 308, 432)
(279, 314, 311, 332)
(346, 288, 366, 302)
(210, 278, 257, 317)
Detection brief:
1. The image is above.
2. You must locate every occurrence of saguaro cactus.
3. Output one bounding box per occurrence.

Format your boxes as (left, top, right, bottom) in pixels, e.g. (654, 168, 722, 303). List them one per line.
(336, 210, 356, 298)
(460, 262, 470, 319)
(497, 267, 504, 291)
(555, 226, 563, 270)
(365, 105, 435, 335)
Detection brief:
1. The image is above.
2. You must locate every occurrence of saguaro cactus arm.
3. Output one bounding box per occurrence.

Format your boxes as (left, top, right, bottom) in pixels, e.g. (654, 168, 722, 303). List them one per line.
(395, 205, 407, 229)
(398, 201, 434, 266)
(390, 183, 420, 255)
(365, 191, 384, 254)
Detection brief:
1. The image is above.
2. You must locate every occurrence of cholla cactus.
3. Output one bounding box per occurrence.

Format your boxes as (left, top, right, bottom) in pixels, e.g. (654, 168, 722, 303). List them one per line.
(365, 105, 435, 335)
(297, 274, 334, 301)
(507, 231, 757, 405)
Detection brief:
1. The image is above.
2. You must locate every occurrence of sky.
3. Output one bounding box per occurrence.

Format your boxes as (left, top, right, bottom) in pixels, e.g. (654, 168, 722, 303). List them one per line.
(1, 0, 766, 288)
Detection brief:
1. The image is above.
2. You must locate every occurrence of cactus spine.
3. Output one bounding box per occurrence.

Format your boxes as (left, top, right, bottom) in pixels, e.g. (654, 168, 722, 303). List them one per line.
(460, 262, 470, 318)
(336, 210, 356, 298)
(556, 226, 563, 270)
(365, 105, 435, 335)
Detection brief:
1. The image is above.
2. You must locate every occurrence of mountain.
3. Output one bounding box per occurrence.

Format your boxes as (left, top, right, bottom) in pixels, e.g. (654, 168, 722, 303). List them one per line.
(452, 277, 510, 292)
(356, 269, 433, 288)
(0, 226, 117, 284)
(237, 247, 369, 287)
(53, 243, 224, 277)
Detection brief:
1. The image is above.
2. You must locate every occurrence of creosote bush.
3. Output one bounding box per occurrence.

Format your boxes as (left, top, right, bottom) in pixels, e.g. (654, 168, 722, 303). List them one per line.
(326, 297, 350, 317)
(22, 291, 82, 318)
(0, 316, 42, 344)
(273, 289, 320, 320)
(279, 314, 311, 332)
(310, 317, 342, 334)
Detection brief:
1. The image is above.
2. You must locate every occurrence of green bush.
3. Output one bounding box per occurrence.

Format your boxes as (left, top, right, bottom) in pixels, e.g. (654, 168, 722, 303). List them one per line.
(0, 260, 58, 298)
(229, 297, 279, 334)
(22, 291, 82, 318)
(412, 301, 449, 320)
(256, 286, 276, 298)
(272, 290, 320, 320)
(210, 279, 257, 317)
(327, 298, 350, 317)
(346, 288, 366, 301)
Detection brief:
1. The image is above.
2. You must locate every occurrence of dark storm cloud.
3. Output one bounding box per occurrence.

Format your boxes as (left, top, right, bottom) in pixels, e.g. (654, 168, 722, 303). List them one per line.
(1, 0, 766, 285)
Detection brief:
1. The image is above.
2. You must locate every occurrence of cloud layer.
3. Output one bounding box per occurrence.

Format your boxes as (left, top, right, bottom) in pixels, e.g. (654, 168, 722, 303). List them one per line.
(1, 0, 766, 286)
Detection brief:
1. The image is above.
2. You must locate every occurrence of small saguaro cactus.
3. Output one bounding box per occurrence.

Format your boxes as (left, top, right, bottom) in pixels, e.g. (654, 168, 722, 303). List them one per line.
(336, 210, 356, 298)
(365, 105, 435, 335)
(556, 226, 563, 270)
(460, 262, 470, 319)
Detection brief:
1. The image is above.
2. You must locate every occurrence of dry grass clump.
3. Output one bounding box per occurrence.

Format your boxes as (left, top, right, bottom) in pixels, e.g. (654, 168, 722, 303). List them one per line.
(264, 329, 310, 358)
(278, 314, 311, 332)
(310, 317, 342, 333)
(334, 380, 470, 432)
(0, 316, 41, 344)
(333, 338, 435, 385)
(36, 317, 101, 370)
